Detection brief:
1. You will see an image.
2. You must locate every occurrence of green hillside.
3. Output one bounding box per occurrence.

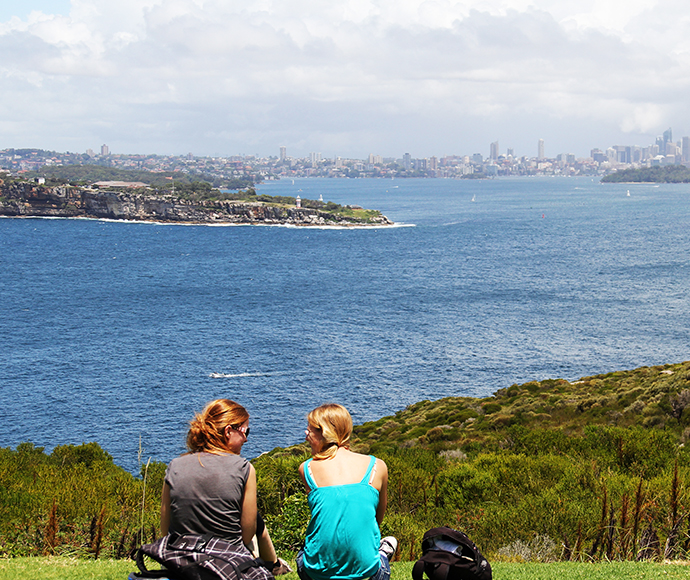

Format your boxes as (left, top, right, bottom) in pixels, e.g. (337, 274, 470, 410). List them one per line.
(2, 361, 689, 562)
(353, 361, 690, 454)
(257, 361, 690, 561)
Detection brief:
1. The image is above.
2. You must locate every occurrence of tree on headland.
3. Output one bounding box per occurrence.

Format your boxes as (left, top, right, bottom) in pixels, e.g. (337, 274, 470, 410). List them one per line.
(601, 165, 690, 183)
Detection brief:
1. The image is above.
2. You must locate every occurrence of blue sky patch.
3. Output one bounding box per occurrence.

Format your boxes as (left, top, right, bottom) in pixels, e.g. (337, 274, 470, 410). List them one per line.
(0, 1, 71, 22)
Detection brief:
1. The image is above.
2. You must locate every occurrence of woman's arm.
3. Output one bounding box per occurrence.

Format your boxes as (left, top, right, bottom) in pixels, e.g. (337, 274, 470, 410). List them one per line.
(375, 459, 388, 526)
(160, 481, 171, 536)
(240, 464, 258, 546)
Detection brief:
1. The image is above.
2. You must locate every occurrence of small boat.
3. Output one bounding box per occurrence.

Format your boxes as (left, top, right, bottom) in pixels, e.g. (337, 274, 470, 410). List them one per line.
(627, 190, 630, 196)
(471, 194, 476, 202)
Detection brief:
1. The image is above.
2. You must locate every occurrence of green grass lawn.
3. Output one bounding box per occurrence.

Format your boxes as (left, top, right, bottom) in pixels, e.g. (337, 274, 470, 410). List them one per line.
(1, 558, 689, 580)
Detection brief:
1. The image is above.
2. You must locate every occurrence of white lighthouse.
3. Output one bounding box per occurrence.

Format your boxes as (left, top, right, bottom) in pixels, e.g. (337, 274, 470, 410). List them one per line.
(295, 195, 301, 208)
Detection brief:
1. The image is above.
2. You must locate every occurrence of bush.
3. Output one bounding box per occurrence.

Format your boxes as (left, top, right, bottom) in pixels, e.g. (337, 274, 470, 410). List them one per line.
(264, 493, 311, 554)
(0, 442, 160, 558)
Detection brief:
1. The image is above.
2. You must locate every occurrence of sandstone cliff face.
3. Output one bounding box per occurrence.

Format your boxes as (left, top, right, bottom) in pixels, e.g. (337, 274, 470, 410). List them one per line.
(0, 182, 393, 226)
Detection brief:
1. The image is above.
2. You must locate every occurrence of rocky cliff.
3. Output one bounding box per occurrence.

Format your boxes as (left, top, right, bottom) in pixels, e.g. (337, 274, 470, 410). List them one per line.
(0, 182, 393, 226)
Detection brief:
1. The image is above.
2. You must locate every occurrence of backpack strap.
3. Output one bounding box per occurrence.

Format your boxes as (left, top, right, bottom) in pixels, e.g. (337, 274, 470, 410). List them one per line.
(433, 563, 450, 580)
(412, 559, 425, 580)
(135, 545, 213, 579)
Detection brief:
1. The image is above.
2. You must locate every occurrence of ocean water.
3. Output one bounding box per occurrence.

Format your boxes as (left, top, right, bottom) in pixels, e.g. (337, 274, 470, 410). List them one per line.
(1, 176, 689, 472)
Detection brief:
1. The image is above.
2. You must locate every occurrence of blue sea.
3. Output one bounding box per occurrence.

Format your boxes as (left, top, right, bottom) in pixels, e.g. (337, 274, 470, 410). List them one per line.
(1, 177, 689, 472)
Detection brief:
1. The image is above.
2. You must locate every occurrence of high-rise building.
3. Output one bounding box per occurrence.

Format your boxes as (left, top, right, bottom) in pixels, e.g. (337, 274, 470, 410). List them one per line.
(666, 142, 680, 157)
(682, 137, 690, 163)
(490, 141, 499, 160)
(591, 149, 607, 163)
(537, 139, 545, 160)
(656, 128, 673, 158)
(279, 146, 287, 161)
(663, 127, 673, 148)
(402, 153, 412, 171)
(100, 144, 110, 156)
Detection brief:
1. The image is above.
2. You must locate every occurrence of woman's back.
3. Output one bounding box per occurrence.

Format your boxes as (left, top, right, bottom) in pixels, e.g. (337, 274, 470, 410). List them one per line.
(160, 399, 258, 549)
(301, 454, 381, 580)
(305, 448, 384, 490)
(166, 452, 250, 543)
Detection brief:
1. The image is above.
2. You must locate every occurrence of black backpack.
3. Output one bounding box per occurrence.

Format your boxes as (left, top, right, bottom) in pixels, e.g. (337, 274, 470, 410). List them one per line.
(412, 527, 491, 580)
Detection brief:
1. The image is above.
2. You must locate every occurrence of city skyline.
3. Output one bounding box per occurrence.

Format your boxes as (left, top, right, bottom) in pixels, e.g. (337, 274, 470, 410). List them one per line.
(2, 1, 690, 159)
(5, 121, 690, 165)
(5, 125, 688, 181)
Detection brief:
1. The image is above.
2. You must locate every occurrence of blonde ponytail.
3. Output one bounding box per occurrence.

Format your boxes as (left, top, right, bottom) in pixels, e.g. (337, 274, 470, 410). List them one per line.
(307, 404, 352, 460)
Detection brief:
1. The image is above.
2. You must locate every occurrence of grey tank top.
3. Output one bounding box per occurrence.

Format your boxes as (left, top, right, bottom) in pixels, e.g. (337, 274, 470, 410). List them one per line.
(165, 452, 250, 544)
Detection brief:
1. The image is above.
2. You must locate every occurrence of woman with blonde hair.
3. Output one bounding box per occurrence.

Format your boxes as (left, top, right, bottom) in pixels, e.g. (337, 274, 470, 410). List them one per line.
(160, 398, 288, 572)
(296, 404, 397, 580)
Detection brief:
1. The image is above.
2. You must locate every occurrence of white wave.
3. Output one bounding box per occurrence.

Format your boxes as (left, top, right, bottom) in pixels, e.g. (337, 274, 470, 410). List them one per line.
(209, 372, 267, 378)
(2, 215, 411, 229)
(281, 222, 413, 230)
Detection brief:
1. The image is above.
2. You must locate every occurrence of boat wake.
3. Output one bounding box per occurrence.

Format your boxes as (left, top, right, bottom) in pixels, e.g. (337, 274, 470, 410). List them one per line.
(209, 372, 269, 379)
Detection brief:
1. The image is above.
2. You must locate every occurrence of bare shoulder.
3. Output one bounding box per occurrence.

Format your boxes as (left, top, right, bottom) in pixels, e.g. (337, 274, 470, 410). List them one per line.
(373, 456, 388, 490)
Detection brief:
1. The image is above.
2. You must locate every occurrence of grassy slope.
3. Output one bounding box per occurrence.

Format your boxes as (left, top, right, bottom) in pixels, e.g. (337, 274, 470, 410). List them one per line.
(2, 558, 689, 580)
(3, 361, 689, 564)
(350, 361, 690, 455)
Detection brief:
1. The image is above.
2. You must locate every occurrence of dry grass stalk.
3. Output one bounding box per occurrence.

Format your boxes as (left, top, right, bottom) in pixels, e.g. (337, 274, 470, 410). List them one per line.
(92, 505, 106, 559)
(606, 501, 616, 560)
(43, 498, 58, 555)
(664, 461, 684, 560)
(116, 527, 129, 559)
(632, 479, 645, 550)
(573, 521, 584, 561)
(589, 486, 608, 559)
(619, 493, 630, 559)
(637, 523, 661, 561)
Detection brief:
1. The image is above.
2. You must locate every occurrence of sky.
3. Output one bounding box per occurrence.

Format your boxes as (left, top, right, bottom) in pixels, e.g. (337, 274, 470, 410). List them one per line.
(1, 0, 689, 159)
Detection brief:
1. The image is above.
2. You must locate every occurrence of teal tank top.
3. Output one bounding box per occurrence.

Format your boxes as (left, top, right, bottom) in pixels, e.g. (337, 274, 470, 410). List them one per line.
(302, 455, 381, 580)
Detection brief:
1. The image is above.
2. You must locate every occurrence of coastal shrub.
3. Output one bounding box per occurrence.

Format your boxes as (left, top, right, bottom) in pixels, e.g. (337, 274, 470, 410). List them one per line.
(580, 426, 680, 476)
(0, 442, 160, 558)
(381, 512, 435, 561)
(482, 403, 502, 415)
(254, 453, 307, 516)
(264, 492, 311, 554)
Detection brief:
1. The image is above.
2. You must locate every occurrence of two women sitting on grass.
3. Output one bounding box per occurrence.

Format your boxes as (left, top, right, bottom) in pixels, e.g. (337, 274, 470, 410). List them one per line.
(161, 399, 396, 580)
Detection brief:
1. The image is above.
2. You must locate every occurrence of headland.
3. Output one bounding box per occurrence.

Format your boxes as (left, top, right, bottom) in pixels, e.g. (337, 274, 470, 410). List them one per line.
(0, 179, 393, 226)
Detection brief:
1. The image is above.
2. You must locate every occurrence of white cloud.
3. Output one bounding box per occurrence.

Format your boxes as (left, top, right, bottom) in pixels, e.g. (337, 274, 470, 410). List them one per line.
(1, 0, 690, 157)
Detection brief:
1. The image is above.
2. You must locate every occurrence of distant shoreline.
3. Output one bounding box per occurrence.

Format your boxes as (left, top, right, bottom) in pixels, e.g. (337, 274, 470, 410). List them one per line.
(0, 213, 407, 228)
(0, 181, 394, 227)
